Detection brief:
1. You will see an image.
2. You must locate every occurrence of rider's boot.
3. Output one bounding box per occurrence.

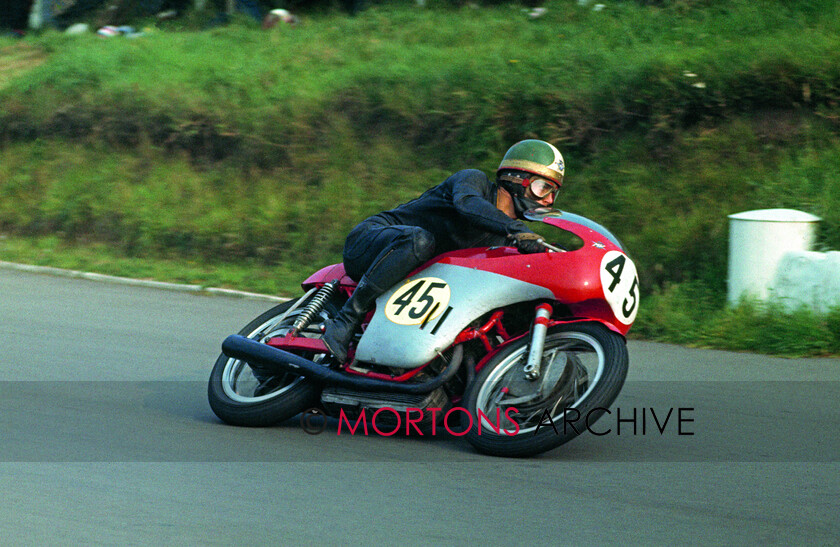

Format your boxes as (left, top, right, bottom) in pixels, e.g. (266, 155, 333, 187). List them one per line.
(324, 226, 436, 362)
(323, 276, 384, 362)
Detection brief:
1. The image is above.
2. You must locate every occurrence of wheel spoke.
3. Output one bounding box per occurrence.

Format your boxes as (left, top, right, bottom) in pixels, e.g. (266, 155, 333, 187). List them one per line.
(220, 299, 331, 404)
(474, 331, 606, 435)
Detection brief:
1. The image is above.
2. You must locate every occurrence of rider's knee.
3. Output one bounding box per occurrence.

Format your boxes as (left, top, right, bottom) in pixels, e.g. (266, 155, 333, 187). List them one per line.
(410, 228, 436, 262)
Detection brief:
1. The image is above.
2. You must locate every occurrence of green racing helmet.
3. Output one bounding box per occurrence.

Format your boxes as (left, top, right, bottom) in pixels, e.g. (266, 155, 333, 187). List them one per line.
(497, 139, 565, 186)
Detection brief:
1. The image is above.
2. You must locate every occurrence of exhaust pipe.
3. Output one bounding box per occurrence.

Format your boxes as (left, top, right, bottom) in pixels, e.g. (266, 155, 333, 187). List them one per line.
(221, 335, 463, 395)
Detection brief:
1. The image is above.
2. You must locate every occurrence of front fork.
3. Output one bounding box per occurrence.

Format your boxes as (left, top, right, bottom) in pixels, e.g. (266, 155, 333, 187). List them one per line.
(523, 303, 553, 380)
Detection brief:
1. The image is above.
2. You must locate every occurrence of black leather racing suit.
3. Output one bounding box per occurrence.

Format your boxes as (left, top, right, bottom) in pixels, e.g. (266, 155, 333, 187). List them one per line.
(342, 169, 533, 291)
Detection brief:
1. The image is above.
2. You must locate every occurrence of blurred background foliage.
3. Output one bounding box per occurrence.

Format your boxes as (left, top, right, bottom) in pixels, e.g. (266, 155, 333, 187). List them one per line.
(1, 0, 839, 354)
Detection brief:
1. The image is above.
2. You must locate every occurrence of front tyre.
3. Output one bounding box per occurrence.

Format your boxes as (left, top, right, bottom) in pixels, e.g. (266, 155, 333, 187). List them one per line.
(462, 322, 628, 457)
(208, 295, 338, 427)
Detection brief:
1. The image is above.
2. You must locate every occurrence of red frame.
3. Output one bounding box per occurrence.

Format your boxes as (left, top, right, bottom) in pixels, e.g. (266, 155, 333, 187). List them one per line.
(452, 311, 509, 352)
(266, 307, 615, 385)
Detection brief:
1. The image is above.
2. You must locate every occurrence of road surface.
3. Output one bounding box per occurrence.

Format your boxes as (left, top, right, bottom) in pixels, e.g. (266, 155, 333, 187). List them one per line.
(1, 268, 838, 544)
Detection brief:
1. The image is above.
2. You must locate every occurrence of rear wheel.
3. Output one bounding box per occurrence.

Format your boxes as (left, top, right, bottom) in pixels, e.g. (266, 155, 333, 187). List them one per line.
(462, 322, 628, 457)
(208, 295, 338, 427)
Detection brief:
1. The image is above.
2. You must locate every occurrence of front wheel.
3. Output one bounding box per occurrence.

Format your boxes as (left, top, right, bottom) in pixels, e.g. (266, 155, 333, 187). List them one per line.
(462, 322, 628, 457)
(208, 295, 338, 427)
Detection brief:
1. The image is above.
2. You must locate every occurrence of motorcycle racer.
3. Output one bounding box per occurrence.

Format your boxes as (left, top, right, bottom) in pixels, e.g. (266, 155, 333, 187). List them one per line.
(322, 139, 566, 362)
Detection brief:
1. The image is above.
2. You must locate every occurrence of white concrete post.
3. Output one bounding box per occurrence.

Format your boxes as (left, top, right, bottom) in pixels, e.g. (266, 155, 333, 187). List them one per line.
(727, 208, 821, 305)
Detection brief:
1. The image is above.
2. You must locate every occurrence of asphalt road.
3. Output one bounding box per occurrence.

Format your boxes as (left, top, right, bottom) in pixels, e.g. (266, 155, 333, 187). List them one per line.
(1, 267, 838, 544)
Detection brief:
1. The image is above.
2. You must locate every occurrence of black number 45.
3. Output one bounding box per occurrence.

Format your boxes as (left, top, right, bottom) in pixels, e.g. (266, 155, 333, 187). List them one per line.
(392, 280, 447, 320)
(605, 254, 638, 318)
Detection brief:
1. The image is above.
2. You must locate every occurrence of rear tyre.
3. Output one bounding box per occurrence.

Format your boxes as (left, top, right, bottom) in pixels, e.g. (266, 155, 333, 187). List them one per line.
(208, 296, 338, 427)
(462, 322, 628, 457)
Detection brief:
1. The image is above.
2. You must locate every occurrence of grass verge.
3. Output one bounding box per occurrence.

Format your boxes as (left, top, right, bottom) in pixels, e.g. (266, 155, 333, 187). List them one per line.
(0, 234, 306, 296)
(3, 234, 839, 357)
(634, 281, 840, 357)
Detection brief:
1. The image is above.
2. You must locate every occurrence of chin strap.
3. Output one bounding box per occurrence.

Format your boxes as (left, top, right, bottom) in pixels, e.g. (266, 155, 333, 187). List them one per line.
(500, 183, 539, 218)
(497, 174, 541, 218)
(514, 196, 542, 218)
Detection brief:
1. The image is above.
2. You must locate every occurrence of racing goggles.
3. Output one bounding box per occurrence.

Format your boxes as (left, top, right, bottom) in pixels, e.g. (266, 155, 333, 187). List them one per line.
(527, 177, 561, 200)
(499, 173, 561, 201)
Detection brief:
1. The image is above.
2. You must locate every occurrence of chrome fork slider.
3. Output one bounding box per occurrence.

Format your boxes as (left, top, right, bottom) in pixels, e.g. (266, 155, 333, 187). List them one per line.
(523, 303, 553, 381)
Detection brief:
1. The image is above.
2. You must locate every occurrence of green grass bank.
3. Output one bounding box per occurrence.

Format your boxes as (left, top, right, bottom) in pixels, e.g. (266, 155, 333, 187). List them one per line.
(1, 0, 839, 355)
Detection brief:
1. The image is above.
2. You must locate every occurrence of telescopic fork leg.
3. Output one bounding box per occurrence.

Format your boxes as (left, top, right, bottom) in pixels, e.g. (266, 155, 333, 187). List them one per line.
(523, 303, 553, 381)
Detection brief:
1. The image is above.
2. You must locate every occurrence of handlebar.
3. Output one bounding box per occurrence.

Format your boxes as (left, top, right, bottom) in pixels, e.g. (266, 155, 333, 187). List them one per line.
(538, 239, 566, 253)
(506, 232, 566, 253)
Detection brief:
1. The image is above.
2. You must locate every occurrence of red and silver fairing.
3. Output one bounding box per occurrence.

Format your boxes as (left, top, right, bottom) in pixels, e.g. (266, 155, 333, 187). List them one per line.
(346, 209, 639, 369)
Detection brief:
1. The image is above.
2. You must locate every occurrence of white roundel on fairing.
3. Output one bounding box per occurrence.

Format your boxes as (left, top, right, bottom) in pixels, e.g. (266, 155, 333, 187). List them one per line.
(599, 250, 639, 325)
(384, 277, 452, 326)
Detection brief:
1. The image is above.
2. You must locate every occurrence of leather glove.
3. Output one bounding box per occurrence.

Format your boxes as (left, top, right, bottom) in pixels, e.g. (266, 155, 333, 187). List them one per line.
(508, 231, 545, 254)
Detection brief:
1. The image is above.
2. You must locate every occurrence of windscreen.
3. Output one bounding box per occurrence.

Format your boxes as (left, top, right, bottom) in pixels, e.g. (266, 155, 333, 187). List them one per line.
(524, 208, 626, 252)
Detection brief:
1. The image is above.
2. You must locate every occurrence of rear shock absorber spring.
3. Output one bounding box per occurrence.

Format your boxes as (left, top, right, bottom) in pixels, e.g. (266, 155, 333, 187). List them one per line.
(290, 280, 339, 336)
